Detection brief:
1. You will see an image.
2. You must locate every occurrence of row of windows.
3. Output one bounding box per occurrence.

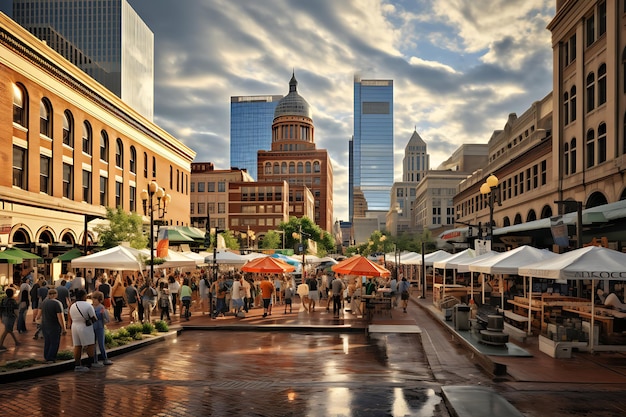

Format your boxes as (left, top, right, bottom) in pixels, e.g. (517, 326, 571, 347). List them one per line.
(562, 2, 606, 66)
(563, 64, 607, 125)
(456, 160, 548, 218)
(190, 202, 226, 215)
(490, 126, 535, 163)
(272, 124, 311, 141)
(263, 161, 321, 175)
(11, 82, 188, 207)
(191, 181, 226, 193)
(231, 217, 283, 227)
(563, 122, 608, 175)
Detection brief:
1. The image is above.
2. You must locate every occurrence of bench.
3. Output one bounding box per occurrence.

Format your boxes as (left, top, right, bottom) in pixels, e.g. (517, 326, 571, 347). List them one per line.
(538, 335, 587, 358)
(499, 309, 529, 342)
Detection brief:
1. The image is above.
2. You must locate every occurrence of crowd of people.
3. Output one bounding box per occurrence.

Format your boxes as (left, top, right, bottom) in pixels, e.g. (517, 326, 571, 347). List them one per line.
(0, 263, 412, 370)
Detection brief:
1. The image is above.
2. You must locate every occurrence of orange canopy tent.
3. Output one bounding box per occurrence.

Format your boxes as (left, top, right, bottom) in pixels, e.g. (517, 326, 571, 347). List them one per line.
(331, 255, 391, 277)
(241, 256, 296, 274)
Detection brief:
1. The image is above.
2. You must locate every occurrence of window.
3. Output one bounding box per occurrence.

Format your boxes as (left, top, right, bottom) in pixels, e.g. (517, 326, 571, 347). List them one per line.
(570, 138, 577, 174)
(586, 13, 595, 47)
(13, 145, 28, 190)
(273, 163, 279, 174)
(176, 169, 180, 192)
(197, 202, 205, 214)
(297, 162, 303, 173)
(62, 110, 73, 147)
(82, 170, 92, 203)
(40, 155, 51, 194)
(218, 202, 225, 213)
(313, 161, 321, 172)
(190, 203, 194, 215)
(152, 156, 156, 178)
(197, 182, 205, 192)
(208, 203, 215, 214)
(305, 162, 311, 173)
(129, 185, 136, 212)
(115, 139, 123, 168)
(265, 162, 272, 175)
(568, 34, 576, 64)
(570, 86, 577, 122)
(218, 182, 226, 192)
(586, 72, 595, 113)
(563, 92, 569, 125)
(208, 182, 215, 192)
(82, 121, 92, 155)
(143, 152, 148, 178)
(586, 129, 596, 168)
(169, 166, 173, 189)
(63, 163, 73, 199)
(564, 143, 570, 175)
(100, 131, 109, 162)
(598, 64, 606, 106)
(541, 161, 547, 185)
(190, 182, 195, 193)
(99, 176, 108, 206)
(289, 162, 295, 174)
(598, 123, 607, 163)
(40, 99, 52, 137)
(13, 83, 27, 126)
(115, 181, 123, 208)
(281, 162, 287, 174)
(129, 146, 136, 174)
(598, 2, 606, 37)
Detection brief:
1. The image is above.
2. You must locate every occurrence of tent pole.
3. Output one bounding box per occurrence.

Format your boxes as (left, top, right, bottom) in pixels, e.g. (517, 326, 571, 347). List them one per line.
(527, 276, 533, 335)
(590, 278, 595, 354)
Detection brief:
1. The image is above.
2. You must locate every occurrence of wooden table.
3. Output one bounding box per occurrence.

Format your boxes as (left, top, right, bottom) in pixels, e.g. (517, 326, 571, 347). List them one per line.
(562, 308, 614, 335)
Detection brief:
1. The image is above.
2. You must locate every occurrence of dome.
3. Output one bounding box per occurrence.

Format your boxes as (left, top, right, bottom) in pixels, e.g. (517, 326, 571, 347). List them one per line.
(274, 72, 312, 119)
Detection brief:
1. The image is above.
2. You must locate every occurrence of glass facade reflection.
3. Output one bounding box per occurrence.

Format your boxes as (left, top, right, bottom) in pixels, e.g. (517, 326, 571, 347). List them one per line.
(230, 95, 282, 180)
(13, 0, 154, 120)
(351, 78, 394, 217)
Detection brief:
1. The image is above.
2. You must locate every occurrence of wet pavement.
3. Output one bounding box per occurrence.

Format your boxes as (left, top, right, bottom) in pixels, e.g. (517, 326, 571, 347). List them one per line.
(2, 294, 626, 416)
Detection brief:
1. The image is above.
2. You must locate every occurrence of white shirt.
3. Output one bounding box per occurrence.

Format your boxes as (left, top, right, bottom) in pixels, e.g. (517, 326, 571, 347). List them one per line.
(231, 280, 243, 299)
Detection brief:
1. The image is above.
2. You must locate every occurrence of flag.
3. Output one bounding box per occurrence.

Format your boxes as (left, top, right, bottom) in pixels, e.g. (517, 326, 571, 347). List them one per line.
(157, 229, 169, 258)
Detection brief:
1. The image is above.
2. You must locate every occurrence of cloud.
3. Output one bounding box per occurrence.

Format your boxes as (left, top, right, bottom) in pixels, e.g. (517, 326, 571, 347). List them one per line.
(127, 0, 554, 221)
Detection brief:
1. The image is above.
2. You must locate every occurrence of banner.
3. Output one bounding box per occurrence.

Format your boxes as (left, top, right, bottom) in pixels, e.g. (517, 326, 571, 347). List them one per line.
(550, 216, 569, 247)
(156, 229, 169, 258)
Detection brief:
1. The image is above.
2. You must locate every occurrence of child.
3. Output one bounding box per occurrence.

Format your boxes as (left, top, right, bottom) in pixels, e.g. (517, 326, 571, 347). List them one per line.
(0, 288, 19, 350)
(284, 285, 294, 314)
(91, 291, 112, 366)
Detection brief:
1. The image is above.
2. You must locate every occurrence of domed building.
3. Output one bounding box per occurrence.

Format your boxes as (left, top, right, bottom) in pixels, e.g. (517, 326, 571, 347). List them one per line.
(258, 72, 334, 232)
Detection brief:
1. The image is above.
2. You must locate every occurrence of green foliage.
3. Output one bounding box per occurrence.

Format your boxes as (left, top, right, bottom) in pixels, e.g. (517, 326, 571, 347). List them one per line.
(0, 359, 38, 372)
(56, 350, 73, 360)
(260, 230, 282, 249)
(125, 323, 144, 337)
(221, 230, 240, 250)
(154, 320, 169, 332)
(278, 216, 335, 256)
(142, 322, 155, 334)
(94, 206, 148, 249)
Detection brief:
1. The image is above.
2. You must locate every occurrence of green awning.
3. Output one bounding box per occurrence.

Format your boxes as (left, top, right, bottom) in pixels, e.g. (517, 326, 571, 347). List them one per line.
(52, 248, 83, 262)
(4, 247, 42, 261)
(163, 229, 195, 243)
(0, 250, 22, 264)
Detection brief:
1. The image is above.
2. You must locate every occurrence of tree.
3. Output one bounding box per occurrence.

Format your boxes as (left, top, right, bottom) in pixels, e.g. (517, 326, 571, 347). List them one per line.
(260, 230, 282, 249)
(278, 216, 334, 256)
(93, 207, 147, 249)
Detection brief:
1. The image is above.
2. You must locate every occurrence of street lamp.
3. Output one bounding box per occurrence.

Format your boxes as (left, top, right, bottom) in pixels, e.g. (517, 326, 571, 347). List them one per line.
(292, 225, 311, 279)
(141, 180, 171, 285)
(479, 174, 501, 240)
(380, 235, 387, 265)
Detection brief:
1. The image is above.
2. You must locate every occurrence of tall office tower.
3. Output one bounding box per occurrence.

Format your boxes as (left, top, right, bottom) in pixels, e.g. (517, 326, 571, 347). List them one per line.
(230, 95, 282, 180)
(258, 73, 334, 232)
(351, 76, 394, 220)
(403, 129, 429, 182)
(12, 0, 154, 120)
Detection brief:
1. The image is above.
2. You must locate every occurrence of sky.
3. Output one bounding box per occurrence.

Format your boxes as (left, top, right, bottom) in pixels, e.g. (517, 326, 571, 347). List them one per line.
(2, 0, 556, 223)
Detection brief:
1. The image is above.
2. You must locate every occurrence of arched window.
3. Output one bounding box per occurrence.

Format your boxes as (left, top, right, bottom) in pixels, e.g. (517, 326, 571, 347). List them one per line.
(143, 152, 148, 178)
(115, 138, 123, 168)
(12, 83, 27, 126)
(62, 110, 74, 147)
(598, 64, 607, 105)
(40, 99, 52, 137)
(570, 86, 577, 121)
(564, 142, 570, 175)
(169, 166, 173, 189)
(82, 121, 92, 155)
(570, 138, 577, 174)
(281, 162, 287, 174)
(273, 163, 279, 174)
(305, 162, 311, 173)
(297, 162, 303, 173)
(152, 156, 156, 178)
(100, 131, 109, 162)
(586, 72, 595, 113)
(289, 162, 295, 174)
(265, 162, 272, 175)
(586, 129, 595, 168)
(563, 92, 569, 125)
(313, 161, 321, 172)
(129, 146, 136, 174)
(598, 122, 607, 163)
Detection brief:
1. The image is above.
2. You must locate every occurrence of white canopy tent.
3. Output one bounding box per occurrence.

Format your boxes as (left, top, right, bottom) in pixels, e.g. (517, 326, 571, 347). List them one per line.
(432, 249, 476, 303)
(518, 246, 626, 351)
(140, 249, 198, 269)
(71, 245, 144, 271)
(203, 250, 248, 266)
(179, 251, 208, 266)
(468, 246, 560, 306)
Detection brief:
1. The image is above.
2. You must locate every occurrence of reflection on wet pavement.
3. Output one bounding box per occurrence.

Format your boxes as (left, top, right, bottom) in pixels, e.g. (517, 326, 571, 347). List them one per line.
(0, 330, 449, 416)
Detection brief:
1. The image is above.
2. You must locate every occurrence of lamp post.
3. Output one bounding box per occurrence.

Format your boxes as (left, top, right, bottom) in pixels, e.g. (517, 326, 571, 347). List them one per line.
(479, 174, 501, 240)
(292, 225, 310, 279)
(380, 235, 387, 266)
(141, 180, 171, 285)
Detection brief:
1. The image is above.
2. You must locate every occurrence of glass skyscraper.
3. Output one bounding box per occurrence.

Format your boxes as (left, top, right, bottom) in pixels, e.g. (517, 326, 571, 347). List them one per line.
(230, 95, 282, 180)
(350, 77, 394, 219)
(12, 0, 154, 120)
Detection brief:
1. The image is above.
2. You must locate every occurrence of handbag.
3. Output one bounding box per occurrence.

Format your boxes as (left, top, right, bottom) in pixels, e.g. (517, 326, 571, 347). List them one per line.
(75, 303, 96, 326)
